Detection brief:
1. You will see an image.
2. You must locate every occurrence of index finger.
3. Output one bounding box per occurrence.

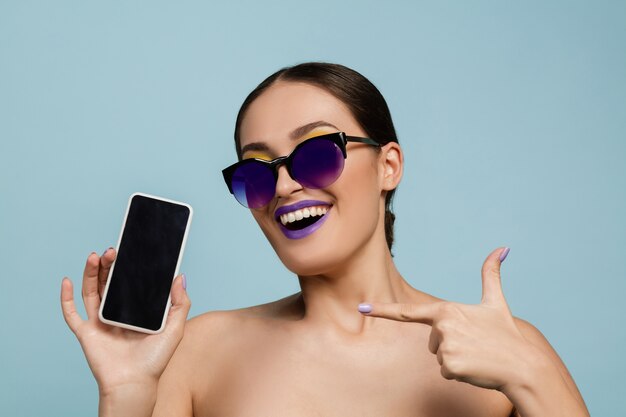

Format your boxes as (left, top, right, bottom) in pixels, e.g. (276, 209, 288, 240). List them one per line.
(358, 301, 440, 325)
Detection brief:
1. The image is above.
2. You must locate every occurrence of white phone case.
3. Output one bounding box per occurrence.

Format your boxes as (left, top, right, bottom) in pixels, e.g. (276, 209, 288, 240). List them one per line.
(98, 192, 193, 334)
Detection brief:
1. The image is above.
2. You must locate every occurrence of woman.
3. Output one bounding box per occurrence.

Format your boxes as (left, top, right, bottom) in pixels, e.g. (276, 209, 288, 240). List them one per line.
(61, 62, 589, 416)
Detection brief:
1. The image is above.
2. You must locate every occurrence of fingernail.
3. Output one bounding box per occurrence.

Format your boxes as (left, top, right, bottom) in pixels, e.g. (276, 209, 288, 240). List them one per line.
(358, 303, 372, 314)
(182, 273, 187, 290)
(102, 248, 108, 256)
(499, 247, 510, 262)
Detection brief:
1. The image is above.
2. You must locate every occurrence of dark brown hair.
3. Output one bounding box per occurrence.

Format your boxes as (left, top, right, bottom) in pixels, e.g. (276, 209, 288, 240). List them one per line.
(234, 62, 400, 253)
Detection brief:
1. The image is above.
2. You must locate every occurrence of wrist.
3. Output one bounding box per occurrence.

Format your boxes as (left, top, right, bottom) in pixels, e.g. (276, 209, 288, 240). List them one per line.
(501, 346, 588, 417)
(99, 378, 159, 398)
(501, 343, 552, 396)
(99, 381, 159, 417)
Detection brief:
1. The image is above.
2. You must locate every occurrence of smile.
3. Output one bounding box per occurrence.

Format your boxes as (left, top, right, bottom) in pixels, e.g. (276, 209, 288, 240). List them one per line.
(275, 200, 332, 239)
(278, 205, 329, 226)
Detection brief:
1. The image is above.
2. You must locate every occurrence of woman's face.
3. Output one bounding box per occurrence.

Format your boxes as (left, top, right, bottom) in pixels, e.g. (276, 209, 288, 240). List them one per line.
(238, 81, 392, 276)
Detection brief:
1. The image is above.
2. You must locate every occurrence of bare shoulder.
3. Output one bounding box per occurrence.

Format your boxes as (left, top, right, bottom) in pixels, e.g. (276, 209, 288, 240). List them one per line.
(511, 316, 568, 367)
(511, 316, 574, 370)
(153, 292, 304, 415)
(179, 291, 304, 354)
(188, 291, 303, 328)
(512, 317, 549, 347)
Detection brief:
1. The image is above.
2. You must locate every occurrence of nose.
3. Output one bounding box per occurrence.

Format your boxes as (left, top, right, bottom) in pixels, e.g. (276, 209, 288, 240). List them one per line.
(275, 165, 302, 199)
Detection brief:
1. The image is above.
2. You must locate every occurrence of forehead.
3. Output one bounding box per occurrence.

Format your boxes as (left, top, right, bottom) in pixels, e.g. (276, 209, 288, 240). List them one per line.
(239, 81, 363, 151)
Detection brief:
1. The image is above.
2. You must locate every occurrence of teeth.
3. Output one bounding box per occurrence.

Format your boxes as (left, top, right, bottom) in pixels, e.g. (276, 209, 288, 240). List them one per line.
(279, 205, 329, 225)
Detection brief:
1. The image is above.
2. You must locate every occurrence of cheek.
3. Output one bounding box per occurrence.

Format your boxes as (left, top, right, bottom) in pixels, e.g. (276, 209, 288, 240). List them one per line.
(247, 208, 273, 244)
(250, 208, 274, 235)
(333, 155, 382, 226)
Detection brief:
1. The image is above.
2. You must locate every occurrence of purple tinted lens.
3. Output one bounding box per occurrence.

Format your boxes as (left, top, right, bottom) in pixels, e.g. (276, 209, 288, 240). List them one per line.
(231, 162, 275, 208)
(291, 139, 344, 188)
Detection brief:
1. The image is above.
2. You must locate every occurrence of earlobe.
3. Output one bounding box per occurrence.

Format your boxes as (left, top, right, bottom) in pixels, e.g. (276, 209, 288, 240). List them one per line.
(380, 142, 403, 191)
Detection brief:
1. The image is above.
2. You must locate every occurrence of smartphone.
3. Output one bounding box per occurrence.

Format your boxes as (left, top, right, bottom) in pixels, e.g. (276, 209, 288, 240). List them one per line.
(99, 192, 193, 334)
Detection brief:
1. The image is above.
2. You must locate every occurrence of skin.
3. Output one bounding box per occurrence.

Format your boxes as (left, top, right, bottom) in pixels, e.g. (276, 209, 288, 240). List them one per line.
(61, 81, 589, 416)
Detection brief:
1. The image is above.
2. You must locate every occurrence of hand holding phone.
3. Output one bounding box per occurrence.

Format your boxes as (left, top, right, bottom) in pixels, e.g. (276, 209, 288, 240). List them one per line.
(59, 193, 193, 401)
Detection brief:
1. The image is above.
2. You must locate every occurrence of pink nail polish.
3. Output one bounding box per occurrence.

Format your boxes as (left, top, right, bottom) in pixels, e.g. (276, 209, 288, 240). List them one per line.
(182, 273, 187, 290)
(499, 247, 510, 262)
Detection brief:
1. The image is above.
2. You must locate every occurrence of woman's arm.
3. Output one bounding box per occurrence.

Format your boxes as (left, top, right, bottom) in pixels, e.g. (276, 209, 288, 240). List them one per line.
(505, 318, 588, 417)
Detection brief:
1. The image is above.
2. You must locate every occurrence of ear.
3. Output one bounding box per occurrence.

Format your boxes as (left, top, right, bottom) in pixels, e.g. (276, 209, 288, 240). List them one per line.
(378, 142, 403, 191)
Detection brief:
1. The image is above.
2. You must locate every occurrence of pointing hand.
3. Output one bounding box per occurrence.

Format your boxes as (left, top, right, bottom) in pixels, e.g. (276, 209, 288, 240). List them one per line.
(359, 247, 537, 391)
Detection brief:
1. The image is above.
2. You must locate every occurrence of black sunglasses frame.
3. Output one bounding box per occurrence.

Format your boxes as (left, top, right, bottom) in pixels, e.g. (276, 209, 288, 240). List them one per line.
(222, 132, 381, 194)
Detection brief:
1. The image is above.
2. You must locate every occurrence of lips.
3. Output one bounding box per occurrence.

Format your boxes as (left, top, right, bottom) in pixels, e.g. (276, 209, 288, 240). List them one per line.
(274, 199, 332, 239)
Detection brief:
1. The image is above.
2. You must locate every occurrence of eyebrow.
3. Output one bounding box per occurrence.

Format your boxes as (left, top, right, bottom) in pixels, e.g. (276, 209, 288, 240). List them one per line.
(240, 120, 340, 158)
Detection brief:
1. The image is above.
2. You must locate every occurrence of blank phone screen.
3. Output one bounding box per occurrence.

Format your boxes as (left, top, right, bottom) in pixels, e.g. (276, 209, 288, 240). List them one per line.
(102, 194, 191, 331)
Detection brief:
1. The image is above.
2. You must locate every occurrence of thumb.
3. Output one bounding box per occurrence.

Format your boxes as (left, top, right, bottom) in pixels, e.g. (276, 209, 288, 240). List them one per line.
(166, 274, 191, 332)
(480, 247, 510, 307)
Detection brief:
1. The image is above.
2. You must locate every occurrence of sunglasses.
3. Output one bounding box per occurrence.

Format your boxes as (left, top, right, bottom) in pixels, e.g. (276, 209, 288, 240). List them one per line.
(222, 132, 381, 209)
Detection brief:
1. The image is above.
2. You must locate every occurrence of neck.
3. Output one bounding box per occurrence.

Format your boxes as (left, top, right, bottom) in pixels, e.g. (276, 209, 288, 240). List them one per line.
(296, 236, 411, 336)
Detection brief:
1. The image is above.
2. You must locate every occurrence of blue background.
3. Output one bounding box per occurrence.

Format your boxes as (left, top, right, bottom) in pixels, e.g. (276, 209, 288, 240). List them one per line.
(1, 1, 624, 415)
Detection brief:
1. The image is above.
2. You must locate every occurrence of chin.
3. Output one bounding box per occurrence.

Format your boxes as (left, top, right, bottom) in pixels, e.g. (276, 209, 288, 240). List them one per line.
(270, 225, 368, 277)
(277, 248, 343, 277)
